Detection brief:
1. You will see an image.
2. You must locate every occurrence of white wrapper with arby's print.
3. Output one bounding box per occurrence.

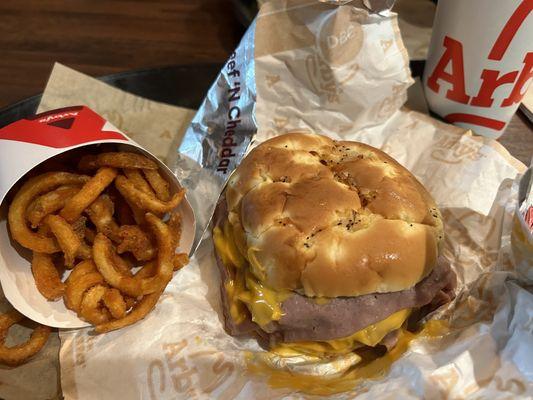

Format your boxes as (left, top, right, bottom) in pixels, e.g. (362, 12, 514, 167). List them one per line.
(59, 1, 532, 399)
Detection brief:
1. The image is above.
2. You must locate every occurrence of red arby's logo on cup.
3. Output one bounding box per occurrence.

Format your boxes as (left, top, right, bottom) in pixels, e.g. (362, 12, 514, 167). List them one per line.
(0, 106, 127, 148)
(423, 0, 533, 139)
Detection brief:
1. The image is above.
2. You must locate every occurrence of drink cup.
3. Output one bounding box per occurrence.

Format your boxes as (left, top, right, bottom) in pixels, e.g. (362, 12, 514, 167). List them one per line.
(423, 0, 533, 139)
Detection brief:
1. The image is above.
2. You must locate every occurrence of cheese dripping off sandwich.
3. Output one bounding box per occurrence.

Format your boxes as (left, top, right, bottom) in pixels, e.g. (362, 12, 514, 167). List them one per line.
(213, 132, 455, 358)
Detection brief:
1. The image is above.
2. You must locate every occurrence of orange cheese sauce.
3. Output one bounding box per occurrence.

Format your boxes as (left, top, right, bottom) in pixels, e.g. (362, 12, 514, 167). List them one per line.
(246, 320, 450, 396)
(213, 223, 291, 327)
(214, 218, 451, 395)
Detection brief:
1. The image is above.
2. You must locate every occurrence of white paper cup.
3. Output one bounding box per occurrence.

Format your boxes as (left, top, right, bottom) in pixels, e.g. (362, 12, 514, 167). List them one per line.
(423, 0, 533, 139)
(0, 106, 196, 328)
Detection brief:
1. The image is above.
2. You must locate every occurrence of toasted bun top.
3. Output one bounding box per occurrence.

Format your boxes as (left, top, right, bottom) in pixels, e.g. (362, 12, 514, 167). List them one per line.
(225, 132, 443, 297)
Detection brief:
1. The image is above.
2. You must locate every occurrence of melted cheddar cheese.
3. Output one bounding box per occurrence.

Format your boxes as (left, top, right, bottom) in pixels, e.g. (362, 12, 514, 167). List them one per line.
(214, 219, 411, 354)
(237, 271, 291, 327)
(213, 223, 246, 269)
(246, 320, 450, 396)
(213, 222, 290, 327)
(271, 309, 411, 357)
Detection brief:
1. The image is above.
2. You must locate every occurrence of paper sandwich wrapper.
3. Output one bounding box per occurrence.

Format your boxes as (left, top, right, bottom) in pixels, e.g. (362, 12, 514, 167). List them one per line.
(0, 105, 196, 329)
(54, 1, 532, 399)
(0, 0, 522, 398)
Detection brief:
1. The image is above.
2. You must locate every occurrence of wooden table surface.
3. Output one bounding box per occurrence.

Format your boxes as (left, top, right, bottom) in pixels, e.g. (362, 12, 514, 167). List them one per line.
(0, 0, 530, 165)
(0, 0, 243, 107)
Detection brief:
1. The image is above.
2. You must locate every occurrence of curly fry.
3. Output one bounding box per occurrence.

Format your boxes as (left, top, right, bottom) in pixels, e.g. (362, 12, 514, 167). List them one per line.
(31, 252, 65, 301)
(168, 211, 182, 250)
(80, 285, 111, 325)
(86, 194, 121, 242)
(60, 167, 118, 223)
(143, 169, 170, 201)
(95, 288, 163, 334)
(102, 288, 127, 319)
(8, 172, 89, 253)
(44, 215, 82, 267)
(117, 225, 156, 261)
(115, 176, 184, 214)
(0, 310, 51, 367)
(66, 260, 97, 283)
(64, 271, 105, 313)
(93, 213, 174, 297)
(124, 169, 154, 195)
(26, 185, 81, 228)
(78, 152, 157, 171)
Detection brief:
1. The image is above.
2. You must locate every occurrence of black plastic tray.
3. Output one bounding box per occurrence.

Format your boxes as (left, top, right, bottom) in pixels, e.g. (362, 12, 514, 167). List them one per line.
(0, 61, 429, 128)
(0, 64, 221, 128)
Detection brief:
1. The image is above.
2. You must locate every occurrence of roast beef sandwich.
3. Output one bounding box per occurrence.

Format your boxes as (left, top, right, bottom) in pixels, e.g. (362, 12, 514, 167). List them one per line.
(213, 132, 455, 358)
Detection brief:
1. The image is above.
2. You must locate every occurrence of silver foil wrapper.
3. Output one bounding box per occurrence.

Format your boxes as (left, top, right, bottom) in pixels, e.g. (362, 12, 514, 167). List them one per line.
(169, 1, 406, 252)
(168, 22, 258, 251)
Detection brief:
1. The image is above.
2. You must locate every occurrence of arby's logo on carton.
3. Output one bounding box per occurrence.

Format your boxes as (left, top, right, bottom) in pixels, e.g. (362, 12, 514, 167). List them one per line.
(0, 106, 132, 207)
(0, 106, 127, 148)
(423, 0, 533, 138)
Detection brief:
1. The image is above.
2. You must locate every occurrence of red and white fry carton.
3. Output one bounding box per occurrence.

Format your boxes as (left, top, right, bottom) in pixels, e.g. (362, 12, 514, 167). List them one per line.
(0, 106, 195, 328)
(423, 0, 533, 139)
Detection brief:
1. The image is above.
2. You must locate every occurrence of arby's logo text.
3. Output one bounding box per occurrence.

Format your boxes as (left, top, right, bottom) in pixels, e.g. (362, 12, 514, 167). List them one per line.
(426, 0, 532, 132)
(0, 106, 127, 148)
(37, 111, 79, 124)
